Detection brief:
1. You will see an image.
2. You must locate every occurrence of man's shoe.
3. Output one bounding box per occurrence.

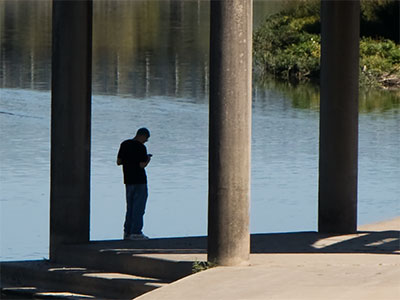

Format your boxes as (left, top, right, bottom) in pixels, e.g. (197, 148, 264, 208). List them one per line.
(128, 233, 149, 240)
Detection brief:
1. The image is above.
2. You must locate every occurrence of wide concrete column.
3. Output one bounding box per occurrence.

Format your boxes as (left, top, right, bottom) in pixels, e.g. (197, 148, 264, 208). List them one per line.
(50, 0, 92, 260)
(208, 0, 252, 266)
(319, 0, 360, 233)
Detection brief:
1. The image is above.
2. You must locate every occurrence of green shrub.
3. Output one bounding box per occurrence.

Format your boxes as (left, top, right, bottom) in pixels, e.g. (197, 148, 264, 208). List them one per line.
(253, 0, 400, 90)
(361, 0, 399, 43)
(359, 38, 400, 88)
(253, 3, 321, 83)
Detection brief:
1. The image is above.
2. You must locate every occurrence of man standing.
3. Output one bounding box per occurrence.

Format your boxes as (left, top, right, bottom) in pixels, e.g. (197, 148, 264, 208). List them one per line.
(117, 127, 152, 240)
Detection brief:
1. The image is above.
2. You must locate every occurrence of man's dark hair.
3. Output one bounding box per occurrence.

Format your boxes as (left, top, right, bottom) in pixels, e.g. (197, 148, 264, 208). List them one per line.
(136, 127, 150, 137)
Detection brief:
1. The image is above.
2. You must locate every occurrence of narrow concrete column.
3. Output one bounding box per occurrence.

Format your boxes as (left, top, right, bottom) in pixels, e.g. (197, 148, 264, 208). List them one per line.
(208, 0, 252, 266)
(50, 0, 92, 260)
(319, 0, 360, 233)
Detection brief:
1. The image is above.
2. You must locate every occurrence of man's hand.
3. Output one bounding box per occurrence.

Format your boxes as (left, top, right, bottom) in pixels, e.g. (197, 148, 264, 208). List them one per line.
(139, 154, 152, 168)
(117, 157, 122, 166)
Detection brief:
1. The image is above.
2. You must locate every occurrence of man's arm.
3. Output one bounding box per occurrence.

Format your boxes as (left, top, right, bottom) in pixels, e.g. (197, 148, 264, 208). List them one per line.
(139, 155, 151, 168)
(117, 142, 124, 166)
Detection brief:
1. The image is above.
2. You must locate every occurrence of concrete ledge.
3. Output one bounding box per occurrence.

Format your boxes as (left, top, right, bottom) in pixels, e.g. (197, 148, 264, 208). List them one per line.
(136, 253, 400, 300)
(1, 287, 94, 300)
(55, 242, 205, 281)
(1, 260, 167, 299)
(2, 218, 399, 299)
(133, 217, 400, 300)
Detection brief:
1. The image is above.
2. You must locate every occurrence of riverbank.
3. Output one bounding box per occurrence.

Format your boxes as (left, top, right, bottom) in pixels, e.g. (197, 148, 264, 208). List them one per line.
(253, 1, 400, 90)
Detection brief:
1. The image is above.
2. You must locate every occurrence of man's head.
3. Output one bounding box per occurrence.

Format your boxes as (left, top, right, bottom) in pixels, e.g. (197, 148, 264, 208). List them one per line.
(135, 127, 150, 143)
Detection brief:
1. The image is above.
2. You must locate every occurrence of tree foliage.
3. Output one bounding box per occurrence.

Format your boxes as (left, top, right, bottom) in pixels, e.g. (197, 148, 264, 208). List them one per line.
(253, 0, 400, 89)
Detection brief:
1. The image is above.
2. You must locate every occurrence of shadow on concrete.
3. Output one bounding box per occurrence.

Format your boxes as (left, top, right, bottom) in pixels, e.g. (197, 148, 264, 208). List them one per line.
(250, 230, 399, 254)
(2, 230, 398, 299)
(0, 259, 169, 299)
(82, 229, 399, 255)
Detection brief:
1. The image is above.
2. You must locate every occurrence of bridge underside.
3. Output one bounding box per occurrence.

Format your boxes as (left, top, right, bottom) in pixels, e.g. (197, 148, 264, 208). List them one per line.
(50, 0, 360, 265)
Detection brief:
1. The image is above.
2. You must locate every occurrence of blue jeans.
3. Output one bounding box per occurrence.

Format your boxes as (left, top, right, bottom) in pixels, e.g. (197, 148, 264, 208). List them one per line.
(124, 184, 148, 235)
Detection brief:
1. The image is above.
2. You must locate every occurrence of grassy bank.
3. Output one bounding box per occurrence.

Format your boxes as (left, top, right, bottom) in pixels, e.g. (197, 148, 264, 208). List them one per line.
(253, 0, 400, 90)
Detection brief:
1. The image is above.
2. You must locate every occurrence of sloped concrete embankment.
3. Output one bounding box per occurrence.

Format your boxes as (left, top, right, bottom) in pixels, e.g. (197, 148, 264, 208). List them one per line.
(1, 237, 207, 299)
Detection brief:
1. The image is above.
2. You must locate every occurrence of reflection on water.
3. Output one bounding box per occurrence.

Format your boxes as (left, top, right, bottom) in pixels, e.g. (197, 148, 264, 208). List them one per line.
(92, 0, 211, 99)
(0, 0, 51, 91)
(1, 0, 399, 108)
(255, 76, 400, 112)
(0, 0, 289, 100)
(0, 0, 399, 261)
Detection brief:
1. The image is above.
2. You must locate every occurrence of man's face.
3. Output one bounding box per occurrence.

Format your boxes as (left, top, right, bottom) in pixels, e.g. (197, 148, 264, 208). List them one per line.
(140, 135, 149, 144)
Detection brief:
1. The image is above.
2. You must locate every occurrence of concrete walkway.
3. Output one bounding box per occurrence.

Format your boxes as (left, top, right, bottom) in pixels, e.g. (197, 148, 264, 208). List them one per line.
(1, 218, 399, 299)
(137, 217, 400, 300)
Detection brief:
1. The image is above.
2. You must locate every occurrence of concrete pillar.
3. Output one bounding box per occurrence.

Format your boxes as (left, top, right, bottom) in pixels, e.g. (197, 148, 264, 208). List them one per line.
(50, 0, 92, 260)
(208, 0, 252, 266)
(319, 0, 360, 233)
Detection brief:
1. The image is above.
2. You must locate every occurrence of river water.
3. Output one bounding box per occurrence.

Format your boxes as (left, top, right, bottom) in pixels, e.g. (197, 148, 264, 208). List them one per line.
(1, 0, 399, 261)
